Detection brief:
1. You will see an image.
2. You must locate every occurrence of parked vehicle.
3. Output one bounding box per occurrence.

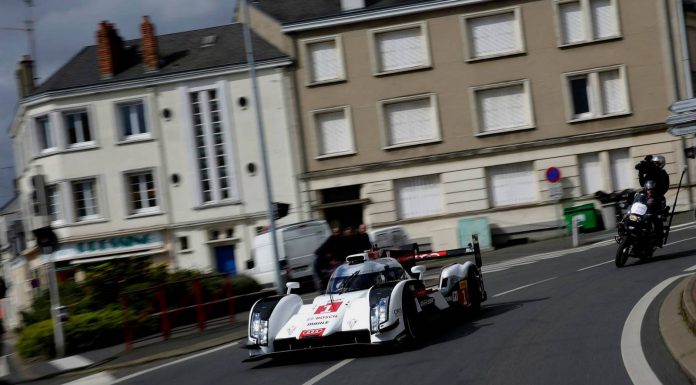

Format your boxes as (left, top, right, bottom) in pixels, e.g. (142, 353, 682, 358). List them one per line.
(369, 226, 412, 250)
(247, 220, 331, 287)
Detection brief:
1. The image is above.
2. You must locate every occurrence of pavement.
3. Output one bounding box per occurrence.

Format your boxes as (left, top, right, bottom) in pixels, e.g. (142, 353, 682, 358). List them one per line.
(2, 211, 696, 384)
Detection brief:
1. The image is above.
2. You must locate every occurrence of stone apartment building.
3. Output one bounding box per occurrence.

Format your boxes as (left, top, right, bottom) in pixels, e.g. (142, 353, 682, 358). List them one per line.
(240, 0, 695, 250)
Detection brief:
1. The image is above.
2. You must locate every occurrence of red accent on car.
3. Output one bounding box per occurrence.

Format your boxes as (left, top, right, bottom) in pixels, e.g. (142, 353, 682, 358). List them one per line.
(314, 302, 343, 314)
(299, 328, 325, 338)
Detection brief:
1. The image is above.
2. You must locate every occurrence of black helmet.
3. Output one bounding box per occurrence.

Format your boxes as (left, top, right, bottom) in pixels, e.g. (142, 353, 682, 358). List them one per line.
(651, 155, 666, 169)
(645, 180, 656, 191)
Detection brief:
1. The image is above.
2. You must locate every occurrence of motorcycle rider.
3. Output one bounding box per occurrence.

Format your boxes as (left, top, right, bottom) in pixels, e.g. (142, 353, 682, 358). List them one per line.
(635, 155, 669, 245)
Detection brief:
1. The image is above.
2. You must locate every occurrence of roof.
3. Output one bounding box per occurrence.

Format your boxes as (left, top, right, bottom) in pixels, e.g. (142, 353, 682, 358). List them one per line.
(251, 0, 437, 24)
(32, 23, 289, 96)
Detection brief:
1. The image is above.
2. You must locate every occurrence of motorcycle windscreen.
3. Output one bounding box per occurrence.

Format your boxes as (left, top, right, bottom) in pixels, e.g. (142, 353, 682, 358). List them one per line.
(630, 202, 648, 215)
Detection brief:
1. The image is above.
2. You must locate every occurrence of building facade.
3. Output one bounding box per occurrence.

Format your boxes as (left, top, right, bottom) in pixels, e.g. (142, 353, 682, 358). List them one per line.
(7, 18, 307, 323)
(242, 0, 694, 250)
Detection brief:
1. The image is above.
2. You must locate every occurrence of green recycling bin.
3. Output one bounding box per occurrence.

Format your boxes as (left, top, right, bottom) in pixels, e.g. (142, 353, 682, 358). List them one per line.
(563, 203, 599, 232)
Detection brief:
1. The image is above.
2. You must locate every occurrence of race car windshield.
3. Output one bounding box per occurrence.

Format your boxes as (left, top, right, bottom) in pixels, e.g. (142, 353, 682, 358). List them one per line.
(326, 271, 385, 294)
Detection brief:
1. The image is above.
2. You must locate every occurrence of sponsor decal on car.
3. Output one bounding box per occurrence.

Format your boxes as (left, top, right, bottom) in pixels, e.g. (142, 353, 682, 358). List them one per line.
(299, 328, 325, 338)
(314, 301, 343, 314)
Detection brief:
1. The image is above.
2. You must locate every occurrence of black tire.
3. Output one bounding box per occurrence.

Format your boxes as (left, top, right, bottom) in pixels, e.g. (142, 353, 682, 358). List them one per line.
(467, 271, 482, 312)
(615, 238, 631, 267)
(402, 291, 420, 342)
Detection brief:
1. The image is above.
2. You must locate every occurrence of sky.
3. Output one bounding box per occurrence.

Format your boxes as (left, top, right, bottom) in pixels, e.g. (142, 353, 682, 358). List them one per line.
(0, 0, 239, 207)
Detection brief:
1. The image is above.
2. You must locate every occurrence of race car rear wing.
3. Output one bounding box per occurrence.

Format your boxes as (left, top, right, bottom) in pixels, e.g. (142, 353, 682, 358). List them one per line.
(379, 234, 482, 271)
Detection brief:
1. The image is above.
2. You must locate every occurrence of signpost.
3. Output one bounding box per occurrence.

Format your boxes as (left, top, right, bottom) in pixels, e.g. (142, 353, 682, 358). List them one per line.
(545, 167, 563, 230)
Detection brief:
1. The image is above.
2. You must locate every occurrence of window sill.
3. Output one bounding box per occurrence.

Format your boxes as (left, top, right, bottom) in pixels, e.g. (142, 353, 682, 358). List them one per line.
(315, 151, 356, 160)
(116, 136, 154, 146)
(374, 64, 432, 77)
(64, 143, 99, 153)
(558, 36, 622, 49)
(567, 111, 631, 124)
(126, 211, 164, 219)
(307, 78, 347, 87)
(64, 218, 108, 227)
(34, 150, 60, 160)
(383, 139, 441, 151)
(466, 50, 526, 63)
(475, 126, 535, 137)
(180, 249, 194, 254)
(193, 200, 242, 210)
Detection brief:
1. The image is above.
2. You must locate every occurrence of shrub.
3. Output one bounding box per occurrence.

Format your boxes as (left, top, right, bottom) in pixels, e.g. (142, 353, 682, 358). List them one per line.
(16, 320, 54, 358)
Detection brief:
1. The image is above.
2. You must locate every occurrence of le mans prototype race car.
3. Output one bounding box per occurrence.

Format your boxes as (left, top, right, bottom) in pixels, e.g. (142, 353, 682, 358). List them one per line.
(244, 241, 487, 361)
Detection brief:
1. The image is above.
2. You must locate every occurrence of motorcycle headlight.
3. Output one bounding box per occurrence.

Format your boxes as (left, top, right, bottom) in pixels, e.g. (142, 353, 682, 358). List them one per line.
(250, 312, 269, 345)
(370, 296, 389, 333)
(628, 214, 640, 222)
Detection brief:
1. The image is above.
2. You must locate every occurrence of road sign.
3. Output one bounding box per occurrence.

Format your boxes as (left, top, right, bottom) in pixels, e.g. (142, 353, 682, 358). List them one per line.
(668, 122, 696, 136)
(545, 167, 561, 183)
(665, 111, 696, 126)
(548, 183, 563, 201)
(669, 98, 696, 113)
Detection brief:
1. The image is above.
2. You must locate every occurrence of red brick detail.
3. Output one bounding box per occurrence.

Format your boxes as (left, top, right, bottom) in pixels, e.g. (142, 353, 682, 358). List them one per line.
(141, 15, 159, 71)
(96, 20, 124, 78)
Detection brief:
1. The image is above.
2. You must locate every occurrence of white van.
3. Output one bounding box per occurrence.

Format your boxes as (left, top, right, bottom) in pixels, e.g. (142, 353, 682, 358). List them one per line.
(247, 220, 331, 287)
(369, 226, 412, 250)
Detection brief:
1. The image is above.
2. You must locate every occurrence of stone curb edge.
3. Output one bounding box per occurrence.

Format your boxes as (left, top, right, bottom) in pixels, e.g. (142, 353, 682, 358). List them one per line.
(659, 275, 696, 384)
(682, 274, 696, 333)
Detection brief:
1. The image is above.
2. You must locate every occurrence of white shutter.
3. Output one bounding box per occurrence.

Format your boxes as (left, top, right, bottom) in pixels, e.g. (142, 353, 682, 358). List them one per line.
(477, 84, 527, 131)
(395, 175, 442, 219)
(591, 0, 617, 39)
(579, 153, 602, 195)
(559, 2, 585, 44)
(599, 69, 625, 114)
(488, 163, 536, 206)
(377, 27, 425, 72)
(469, 12, 517, 57)
(316, 110, 352, 155)
(384, 98, 434, 146)
(309, 40, 340, 82)
(610, 149, 633, 190)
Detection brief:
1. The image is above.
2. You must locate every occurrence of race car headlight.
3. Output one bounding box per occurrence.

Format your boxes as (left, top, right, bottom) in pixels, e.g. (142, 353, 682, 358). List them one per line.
(628, 214, 640, 222)
(370, 297, 389, 333)
(250, 312, 269, 346)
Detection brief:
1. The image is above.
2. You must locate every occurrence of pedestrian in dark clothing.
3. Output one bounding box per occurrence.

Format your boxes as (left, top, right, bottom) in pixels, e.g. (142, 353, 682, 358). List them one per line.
(355, 224, 372, 253)
(314, 227, 341, 292)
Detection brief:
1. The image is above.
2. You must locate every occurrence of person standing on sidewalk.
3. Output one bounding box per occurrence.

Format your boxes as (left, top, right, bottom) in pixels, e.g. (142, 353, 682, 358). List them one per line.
(314, 227, 342, 293)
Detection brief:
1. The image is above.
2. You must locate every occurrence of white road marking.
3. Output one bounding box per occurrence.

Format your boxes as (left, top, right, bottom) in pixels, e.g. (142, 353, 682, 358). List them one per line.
(664, 235, 696, 247)
(577, 260, 614, 271)
(0, 356, 8, 378)
(621, 274, 691, 385)
(63, 372, 115, 384)
(684, 264, 696, 272)
(50, 355, 92, 370)
(303, 358, 354, 385)
(492, 277, 557, 298)
(111, 341, 238, 384)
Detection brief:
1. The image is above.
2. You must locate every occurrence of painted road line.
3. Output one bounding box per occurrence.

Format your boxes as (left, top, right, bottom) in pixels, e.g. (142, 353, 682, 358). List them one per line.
(621, 274, 691, 385)
(492, 277, 557, 298)
(577, 260, 614, 272)
(50, 355, 92, 371)
(112, 341, 238, 384)
(664, 235, 696, 247)
(0, 356, 8, 378)
(63, 372, 115, 384)
(303, 358, 354, 385)
(684, 264, 696, 272)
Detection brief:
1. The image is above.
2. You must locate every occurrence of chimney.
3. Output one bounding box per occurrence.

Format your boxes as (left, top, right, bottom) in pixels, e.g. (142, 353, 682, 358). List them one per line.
(96, 20, 125, 78)
(141, 16, 159, 71)
(15, 55, 36, 98)
(341, 0, 366, 11)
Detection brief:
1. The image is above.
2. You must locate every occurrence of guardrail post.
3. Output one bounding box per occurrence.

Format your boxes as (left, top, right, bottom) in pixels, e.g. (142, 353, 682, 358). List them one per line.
(224, 276, 235, 325)
(572, 216, 582, 248)
(157, 285, 170, 340)
(193, 279, 205, 332)
(121, 293, 132, 351)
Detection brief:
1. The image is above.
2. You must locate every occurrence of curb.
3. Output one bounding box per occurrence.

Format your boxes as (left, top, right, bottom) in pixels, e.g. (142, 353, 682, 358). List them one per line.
(682, 274, 696, 332)
(659, 275, 696, 384)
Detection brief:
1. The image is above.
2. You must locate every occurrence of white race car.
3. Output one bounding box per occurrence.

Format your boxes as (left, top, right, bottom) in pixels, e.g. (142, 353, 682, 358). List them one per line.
(244, 251, 486, 361)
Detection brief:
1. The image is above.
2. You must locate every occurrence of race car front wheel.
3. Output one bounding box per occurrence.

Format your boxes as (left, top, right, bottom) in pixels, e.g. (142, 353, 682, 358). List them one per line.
(402, 291, 421, 343)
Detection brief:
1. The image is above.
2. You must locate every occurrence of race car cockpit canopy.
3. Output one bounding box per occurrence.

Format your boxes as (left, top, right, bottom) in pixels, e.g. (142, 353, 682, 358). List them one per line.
(326, 257, 406, 294)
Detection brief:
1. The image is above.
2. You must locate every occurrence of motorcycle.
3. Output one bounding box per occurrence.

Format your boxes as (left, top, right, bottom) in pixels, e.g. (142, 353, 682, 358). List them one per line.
(614, 190, 664, 267)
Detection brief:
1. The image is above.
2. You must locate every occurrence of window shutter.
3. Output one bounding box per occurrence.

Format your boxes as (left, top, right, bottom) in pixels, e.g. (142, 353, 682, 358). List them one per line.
(469, 12, 517, 57)
(395, 175, 442, 219)
(559, 2, 585, 44)
(309, 40, 340, 82)
(377, 27, 424, 72)
(385, 98, 434, 146)
(599, 69, 625, 114)
(579, 153, 602, 195)
(591, 0, 617, 39)
(477, 84, 527, 131)
(489, 163, 536, 206)
(610, 149, 632, 190)
(317, 110, 351, 155)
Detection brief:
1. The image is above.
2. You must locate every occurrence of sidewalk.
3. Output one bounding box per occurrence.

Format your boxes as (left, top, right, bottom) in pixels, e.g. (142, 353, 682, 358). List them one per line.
(3, 211, 695, 383)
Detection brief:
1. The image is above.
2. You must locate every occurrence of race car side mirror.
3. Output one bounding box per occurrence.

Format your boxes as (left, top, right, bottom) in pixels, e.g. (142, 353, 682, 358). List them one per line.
(286, 282, 300, 294)
(411, 265, 426, 280)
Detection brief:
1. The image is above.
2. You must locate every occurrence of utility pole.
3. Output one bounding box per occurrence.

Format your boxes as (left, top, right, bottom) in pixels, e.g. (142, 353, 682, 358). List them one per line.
(241, 0, 285, 295)
(0, 0, 39, 80)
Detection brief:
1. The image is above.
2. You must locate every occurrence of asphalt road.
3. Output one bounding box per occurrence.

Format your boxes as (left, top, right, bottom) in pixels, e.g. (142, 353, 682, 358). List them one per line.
(50, 223, 696, 385)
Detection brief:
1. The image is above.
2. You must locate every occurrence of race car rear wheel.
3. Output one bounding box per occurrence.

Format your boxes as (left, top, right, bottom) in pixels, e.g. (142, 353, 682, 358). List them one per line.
(402, 291, 421, 342)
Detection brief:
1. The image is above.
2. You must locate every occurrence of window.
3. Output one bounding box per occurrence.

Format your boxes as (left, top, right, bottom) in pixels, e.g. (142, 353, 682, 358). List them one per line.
(462, 7, 524, 60)
(370, 22, 430, 74)
(380, 94, 439, 148)
(579, 153, 602, 195)
(610, 148, 632, 190)
(304, 36, 345, 84)
(313, 107, 355, 157)
(127, 171, 158, 214)
(46, 185, 62, 223)
(118, 101, 149, 140)
(472, 80, 534, 134)
(72, 179, 99, 221)
(488, 163, 537, 206)
(63, 109, 93, 147)
(394, 175, 442, 219)
(34, 115, 55, 152)
(564, 66, 629, 121)
(179, 236, 190, 251)
(556, 0, 620, 46)
(189, 88, 238, 204)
